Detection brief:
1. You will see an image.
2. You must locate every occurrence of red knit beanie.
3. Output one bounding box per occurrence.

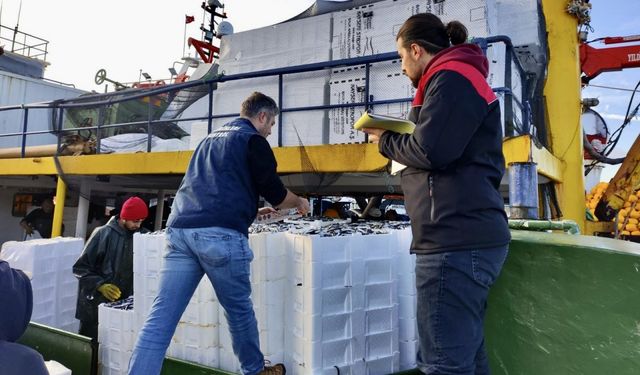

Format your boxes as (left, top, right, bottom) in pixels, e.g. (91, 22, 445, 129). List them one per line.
(120, 197, 148, 220)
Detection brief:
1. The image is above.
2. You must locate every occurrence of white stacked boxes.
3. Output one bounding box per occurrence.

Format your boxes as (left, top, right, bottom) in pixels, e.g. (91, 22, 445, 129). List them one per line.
(285, 232, 399, 375)
(214, 13, 332, 147)
(249, 232, 288, 363)
(211, 74, 329, 147)
(328, 0, 497, 143)
(0, 238, 83, 331)
(98, 302, 135, 375)
(55, 238, 84, 332)
(218, 14, 332, 74)
(331, 0, 494, 61)
(133, 232, 166, 329)
(486, 41, 524, 137)
(328, 64, 413, 144)
(217, 308, 242, 374)
(167, 278, 220, 369)
(132, 233, 221, 369)
(490, 0, 543, 74)
(395, 227, 418, 370)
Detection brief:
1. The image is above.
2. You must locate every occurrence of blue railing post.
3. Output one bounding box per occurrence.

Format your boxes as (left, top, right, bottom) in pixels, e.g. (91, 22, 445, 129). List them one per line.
(278, 74, 283, 147)
(21, 108, 29, 158)
(364, 63, 372, 142)
(207, 82, 214, 134)
(56, 107, 64, 156)
(96, 107, 104, 154)
(147, 97, 153, 152)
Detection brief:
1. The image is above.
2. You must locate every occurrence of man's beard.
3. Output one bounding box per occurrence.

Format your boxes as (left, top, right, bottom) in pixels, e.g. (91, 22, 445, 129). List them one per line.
(411, 76, 420, 89)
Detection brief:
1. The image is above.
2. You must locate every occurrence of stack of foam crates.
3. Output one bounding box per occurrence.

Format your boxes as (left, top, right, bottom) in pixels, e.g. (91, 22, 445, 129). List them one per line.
(130, 233, 221, 372)
(285, 232, 400, 374)
(395, 227, 419, 370)
(98, 301, 136, 375)
(113, 227, 416, 374)
(0, 238, 83, 332)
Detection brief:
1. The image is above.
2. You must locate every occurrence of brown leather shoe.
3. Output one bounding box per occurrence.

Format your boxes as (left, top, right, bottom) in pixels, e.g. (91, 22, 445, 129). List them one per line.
(259, 363, 286, 374)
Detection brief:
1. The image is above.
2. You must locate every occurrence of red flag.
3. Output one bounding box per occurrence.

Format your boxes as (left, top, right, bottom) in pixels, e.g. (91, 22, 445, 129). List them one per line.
(185, 15, 195, 24)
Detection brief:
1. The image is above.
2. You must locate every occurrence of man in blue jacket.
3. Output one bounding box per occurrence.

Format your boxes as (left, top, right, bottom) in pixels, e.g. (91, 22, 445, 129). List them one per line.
(129, 92, 309, 375)
(0, 260, 48, 375)
(364, 14, 510, 375)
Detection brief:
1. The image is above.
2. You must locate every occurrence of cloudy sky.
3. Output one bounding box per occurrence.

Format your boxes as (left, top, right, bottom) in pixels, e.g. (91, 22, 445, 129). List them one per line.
(1, 0, 638, 183)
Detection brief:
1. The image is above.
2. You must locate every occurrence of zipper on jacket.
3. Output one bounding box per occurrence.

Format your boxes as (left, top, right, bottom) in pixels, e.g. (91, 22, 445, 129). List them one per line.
(428, 175, 435, 221)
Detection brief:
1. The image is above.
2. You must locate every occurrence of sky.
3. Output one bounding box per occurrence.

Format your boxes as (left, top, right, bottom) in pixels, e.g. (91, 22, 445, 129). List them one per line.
(0, 0, 638, 184)
(580, 1, 640, 183)
(0, 0, 316, 90)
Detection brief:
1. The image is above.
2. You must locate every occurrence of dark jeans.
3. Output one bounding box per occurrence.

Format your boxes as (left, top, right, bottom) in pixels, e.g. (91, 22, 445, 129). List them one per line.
(415, 245, 508, 375)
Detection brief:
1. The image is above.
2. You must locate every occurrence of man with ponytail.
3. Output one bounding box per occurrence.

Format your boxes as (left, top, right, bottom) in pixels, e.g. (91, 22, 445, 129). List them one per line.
(364, 14, 510, 375)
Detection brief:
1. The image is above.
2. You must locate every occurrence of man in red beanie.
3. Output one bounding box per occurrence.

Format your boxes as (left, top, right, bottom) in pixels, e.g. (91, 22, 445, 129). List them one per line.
(73, 196, 150, 339)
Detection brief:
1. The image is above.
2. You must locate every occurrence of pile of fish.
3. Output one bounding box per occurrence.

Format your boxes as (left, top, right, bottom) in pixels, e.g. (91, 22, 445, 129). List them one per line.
(249, 216, 410, 236)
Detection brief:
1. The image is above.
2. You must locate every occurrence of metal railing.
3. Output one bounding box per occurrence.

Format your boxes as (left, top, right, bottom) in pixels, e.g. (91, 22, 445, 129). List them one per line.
(0, 24, 49, 61)
(0, 36, 535, 158)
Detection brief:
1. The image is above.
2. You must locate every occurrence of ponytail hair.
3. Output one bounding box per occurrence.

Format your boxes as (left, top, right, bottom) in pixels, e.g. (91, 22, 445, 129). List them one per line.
(446, 21, 468, 45)
(397, 13, 468, 54)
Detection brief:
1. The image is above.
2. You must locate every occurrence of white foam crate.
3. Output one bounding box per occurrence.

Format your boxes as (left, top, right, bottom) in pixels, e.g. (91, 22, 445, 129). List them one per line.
(251, 255, 288, 283)
(365, 331, 399, 360)
(100, 346, 132, 374)
(288, 234, 355, 264)
(193, 277, 217, 303)
(172, 322, 218, 349)
(399, 317, 418, 341)
(365, 258, 395, 285)
(289, 310, 366, 343)
(181, 300, 218, 326)
(398, 294, 417, 320)
(287, 336, 364, 374)
(292, 260, 361, 289)
(98, 306, 136, 350)
(397, 271, 416, 296)
(254, 302, 285, 332)
(292, 285, 365, 316)
(365, 306, 398, 335)
(133, 233, 166, 276)
(362, 352, 400, 374)
(211, 74, 329, 147)
(249, 232, 287, 257)
(251, 279, 286, 308)
(45, 360, 72, 375)
(399, 340, 419, 369)
(218, 13, 331, 72)
(331, 0, 493, 60)
(218, 346, 242, 374)
(365, 282, 397, 310)
(167, 344, 219, 369)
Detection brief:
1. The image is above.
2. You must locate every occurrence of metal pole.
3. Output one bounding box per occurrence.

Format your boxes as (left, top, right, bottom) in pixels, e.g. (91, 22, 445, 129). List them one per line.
(52, 177, 67, 238)
(154, 190, 166, 232)
(278, 74, 283, 147)
(75, 181, 91, 239)
(147, 98, 153, 152)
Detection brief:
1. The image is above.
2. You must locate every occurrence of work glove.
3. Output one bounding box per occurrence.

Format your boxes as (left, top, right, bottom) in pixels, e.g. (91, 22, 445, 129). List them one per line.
(97, 283, 121, 302)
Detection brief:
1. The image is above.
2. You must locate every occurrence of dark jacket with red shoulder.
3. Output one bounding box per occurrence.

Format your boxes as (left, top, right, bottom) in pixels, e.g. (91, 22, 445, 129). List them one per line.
(379, 44, 510, 254)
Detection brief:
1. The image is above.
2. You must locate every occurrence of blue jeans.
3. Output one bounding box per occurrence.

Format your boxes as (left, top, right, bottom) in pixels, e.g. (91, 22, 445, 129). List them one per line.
(415, 246, 508, 375)
(128, 226, 263, 375)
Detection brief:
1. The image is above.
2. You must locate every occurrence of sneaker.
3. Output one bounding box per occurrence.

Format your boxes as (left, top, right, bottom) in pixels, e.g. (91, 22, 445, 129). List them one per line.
(259, 363, 286, 375)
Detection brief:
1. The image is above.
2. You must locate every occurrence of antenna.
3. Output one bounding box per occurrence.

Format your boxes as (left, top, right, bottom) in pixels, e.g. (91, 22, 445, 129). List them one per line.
(16, 0, 21, 28)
